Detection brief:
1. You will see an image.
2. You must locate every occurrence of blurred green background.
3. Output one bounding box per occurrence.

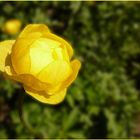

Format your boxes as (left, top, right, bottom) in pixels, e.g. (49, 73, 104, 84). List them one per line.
(0, 1, 140, 139)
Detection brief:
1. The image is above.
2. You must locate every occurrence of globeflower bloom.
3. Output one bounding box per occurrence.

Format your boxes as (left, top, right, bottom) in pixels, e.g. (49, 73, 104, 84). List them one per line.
(3, 19, 22, 35)
(0, 24, 81, 104)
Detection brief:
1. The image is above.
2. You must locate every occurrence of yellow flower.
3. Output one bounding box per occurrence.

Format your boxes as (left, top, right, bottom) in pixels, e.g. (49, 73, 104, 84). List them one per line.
(3, 19, 22, 35)
(0, 24, 81, 104)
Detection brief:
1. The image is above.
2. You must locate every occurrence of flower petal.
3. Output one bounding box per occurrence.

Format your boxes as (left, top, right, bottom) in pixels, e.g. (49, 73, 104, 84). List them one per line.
(0, 40, 15, 72)
(61, 59, 81, 88)
(37, 60, 72, 85)
(4, 71, 51, 91)
(29, 38, 60, 75)
(4, 59, 52, 92)
(18, 24, 50, 38)
(43, 33, 73, 59)
(11, 38, 36, 74)
(24, 86, 67, 104)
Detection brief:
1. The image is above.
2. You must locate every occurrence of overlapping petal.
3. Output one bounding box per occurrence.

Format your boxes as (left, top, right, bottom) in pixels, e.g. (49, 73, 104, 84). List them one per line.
(37, 60, 72, 85)
(60, 59, 81, 88)
(11, 38, 33, 74)
(29, 38, 60, 75)
(18, 24, 50, 38)
(43, 32, 73, 59)
(4, 69, 51, 92)
(24, 85, 67, 104)
(0, 40, 15, 72)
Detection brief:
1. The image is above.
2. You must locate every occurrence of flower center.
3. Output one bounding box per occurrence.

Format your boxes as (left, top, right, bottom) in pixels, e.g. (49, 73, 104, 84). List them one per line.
(29, 38, 63, 75)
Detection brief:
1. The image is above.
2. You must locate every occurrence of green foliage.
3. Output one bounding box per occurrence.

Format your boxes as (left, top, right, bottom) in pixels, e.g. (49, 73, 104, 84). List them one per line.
(0, 1, 140, 139)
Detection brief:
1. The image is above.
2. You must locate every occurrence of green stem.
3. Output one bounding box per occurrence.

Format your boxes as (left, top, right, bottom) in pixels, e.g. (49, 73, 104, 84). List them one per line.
(18, 93, 43, 138)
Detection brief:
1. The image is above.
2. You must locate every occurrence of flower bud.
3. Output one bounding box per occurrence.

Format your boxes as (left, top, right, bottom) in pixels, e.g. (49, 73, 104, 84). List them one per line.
(3, 19, 22, 35)
(0, 24, 81, 104)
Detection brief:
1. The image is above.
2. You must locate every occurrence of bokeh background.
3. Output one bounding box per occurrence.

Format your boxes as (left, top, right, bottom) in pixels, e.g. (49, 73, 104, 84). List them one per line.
(0, 1, 140, 139)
